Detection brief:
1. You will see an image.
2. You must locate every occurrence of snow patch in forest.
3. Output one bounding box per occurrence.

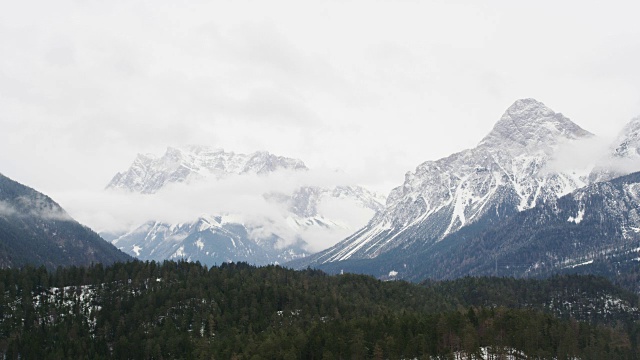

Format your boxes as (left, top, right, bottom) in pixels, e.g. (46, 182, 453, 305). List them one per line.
(434, 346, 531, 360)
(565, 259, 594, 269)
(172, 245, 186, 258)
(567, 208, 585, 224)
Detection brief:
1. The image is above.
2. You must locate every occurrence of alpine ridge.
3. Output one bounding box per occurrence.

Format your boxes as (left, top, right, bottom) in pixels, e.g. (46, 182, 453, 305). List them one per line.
(290, 99, 594, 269)
(107, 145, 308, 194)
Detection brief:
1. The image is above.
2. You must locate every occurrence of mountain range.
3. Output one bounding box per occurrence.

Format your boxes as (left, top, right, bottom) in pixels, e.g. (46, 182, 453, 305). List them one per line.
(289, 99, 640, 285)
(105, 146, 385, 266)
(5, 96, 637, 286)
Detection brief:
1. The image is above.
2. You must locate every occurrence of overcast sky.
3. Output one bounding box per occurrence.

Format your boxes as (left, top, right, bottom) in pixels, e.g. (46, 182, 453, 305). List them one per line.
(2, 0, 640, 222)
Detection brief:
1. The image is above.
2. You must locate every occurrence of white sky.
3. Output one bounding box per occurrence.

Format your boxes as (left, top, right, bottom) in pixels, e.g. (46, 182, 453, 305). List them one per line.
(2, 0, 640, 219)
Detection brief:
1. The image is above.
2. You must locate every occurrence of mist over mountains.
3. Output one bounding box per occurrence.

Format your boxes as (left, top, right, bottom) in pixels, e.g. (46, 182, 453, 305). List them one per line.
(102, 146, 386, 266)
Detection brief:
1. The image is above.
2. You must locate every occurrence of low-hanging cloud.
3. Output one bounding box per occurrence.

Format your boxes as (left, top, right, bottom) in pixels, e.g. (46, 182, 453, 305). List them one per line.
(543, 136, 612, 175)
(0, 196, 72, 222)
(0, 201, 17, 217)
(543, 133, 640, 183)
(57, 168, 379, 252)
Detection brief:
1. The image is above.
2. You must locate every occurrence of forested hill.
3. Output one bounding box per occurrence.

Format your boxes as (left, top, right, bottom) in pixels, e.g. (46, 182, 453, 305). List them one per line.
(1, 261, 639, 359)
(0, 173, 131, 268)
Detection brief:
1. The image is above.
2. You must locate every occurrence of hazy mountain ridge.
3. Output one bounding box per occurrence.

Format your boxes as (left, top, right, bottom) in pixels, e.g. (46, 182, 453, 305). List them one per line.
(106, 145, 308, 194)
(0, 173, 131, 268)
(265, 185, 386, 218)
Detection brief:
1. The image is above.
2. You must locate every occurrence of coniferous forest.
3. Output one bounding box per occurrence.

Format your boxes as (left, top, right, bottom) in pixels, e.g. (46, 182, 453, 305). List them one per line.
(1, 260, 639, 359)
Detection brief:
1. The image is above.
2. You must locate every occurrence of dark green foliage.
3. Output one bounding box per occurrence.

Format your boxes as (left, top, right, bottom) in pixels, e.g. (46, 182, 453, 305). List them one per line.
(0, 261, 638, 359)
(424, 275, 640, 325)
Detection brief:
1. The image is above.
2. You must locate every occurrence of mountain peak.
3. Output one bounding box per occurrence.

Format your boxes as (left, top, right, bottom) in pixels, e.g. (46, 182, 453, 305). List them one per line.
(505, 98, 552, 116)
(479, 99, 592, 148)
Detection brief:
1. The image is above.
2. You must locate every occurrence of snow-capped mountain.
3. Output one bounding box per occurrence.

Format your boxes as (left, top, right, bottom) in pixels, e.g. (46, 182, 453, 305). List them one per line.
(291, 99, 594, 268)
(104, 146, 386, 266)
(107, 145, 307, 194)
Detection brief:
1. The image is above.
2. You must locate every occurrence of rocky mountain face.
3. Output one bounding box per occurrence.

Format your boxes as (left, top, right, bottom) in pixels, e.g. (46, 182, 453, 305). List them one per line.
(397, 170, 640, 281)
(0, 173, 131, 268)
(106, 146, 385, 266)
(292, 99, 594, 268)
(106, 146, 307, 194)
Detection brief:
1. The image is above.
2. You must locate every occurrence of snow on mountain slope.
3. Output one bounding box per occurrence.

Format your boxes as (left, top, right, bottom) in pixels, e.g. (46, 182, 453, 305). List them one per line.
(401, 171, 640, 281)
(106, 145, 307, 194)
(294, 99, 594, 267)
(111, 215, 305, 265)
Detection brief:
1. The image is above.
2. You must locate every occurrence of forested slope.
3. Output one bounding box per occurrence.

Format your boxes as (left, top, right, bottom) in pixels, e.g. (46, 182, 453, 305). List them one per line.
(0, 261, 638, 359)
